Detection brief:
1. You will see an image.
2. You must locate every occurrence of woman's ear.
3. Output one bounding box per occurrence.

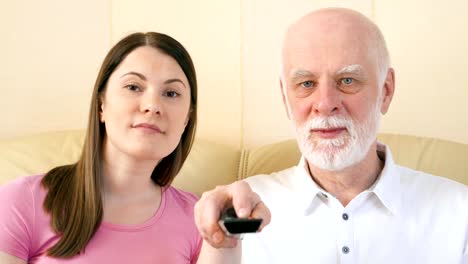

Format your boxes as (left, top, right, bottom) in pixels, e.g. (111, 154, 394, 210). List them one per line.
(99, 96, 106, 123)
(184, 108, 193, 126)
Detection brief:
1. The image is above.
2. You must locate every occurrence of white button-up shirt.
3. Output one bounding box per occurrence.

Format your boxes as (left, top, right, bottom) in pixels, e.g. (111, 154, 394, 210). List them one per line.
(242, 143, 468, 264)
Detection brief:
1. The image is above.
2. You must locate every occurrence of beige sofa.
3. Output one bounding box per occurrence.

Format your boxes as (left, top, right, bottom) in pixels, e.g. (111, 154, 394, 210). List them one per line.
(0, 130, 467, 195)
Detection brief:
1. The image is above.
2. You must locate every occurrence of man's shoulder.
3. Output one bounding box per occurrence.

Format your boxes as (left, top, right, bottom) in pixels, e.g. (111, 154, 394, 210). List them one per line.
(243, 166, 297, 195)
(396, 165, 467, 200)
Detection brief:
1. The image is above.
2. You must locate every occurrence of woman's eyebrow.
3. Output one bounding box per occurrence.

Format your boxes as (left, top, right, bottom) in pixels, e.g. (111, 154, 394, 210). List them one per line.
(120, 71, 147, 80)
(165, 79, 186, 88)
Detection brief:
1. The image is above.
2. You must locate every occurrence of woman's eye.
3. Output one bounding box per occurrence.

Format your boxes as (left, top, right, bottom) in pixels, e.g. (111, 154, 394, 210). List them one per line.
(165, 91, 180, 98)
(341, 78, 353, 85)
(125, 84, 141, 92)
(301, 81, 314, 88)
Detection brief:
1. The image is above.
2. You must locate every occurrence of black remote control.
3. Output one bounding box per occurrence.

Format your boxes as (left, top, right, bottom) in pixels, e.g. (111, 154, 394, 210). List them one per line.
(218, 207, 262, 236)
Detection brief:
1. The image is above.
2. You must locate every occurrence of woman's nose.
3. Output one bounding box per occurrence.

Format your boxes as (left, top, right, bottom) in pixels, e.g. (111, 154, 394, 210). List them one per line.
(141, 91, 162, 115)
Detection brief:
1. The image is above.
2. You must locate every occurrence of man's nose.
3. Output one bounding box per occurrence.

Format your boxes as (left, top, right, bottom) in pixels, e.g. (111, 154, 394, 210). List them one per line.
(312, 80, 341, 116)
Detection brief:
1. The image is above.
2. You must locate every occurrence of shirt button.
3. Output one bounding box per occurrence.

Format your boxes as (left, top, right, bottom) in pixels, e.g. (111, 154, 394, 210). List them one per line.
(321, 192, 328, 198)
(342, 246, 350, 254)
(342, 213, 349, 221)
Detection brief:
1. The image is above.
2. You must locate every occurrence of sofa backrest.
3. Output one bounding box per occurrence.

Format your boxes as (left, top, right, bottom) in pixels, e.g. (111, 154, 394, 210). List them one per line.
(241, 134, 468, 186)
(0, 130, 466, 196)
(0, 130, 240, 196)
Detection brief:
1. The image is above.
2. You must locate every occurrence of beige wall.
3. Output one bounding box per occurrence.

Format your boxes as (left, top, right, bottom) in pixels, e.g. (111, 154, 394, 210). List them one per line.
(2, 0, 468, 148)
(376, 0, 468, 146)
(1, 0, 111, 139)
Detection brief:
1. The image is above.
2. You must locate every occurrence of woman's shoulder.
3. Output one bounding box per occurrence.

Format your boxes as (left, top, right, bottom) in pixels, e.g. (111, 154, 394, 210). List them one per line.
(0, 174, 47, 221)
(0, 174, 46, 198)
(164, 186, 199, 211)
(0, 175, 48, 260)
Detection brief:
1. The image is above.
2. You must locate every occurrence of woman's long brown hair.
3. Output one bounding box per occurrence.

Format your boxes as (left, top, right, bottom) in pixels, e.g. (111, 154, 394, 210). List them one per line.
(41, 32, 197, 257)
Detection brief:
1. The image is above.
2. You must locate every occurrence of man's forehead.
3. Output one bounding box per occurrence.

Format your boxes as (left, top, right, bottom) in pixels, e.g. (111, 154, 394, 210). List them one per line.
(282, 27, 373, 65)
(286, 8, 373, 39)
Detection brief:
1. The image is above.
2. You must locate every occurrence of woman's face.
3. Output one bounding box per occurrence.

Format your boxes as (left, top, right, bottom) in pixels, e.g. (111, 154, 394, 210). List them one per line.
(100, 46, 191, 163)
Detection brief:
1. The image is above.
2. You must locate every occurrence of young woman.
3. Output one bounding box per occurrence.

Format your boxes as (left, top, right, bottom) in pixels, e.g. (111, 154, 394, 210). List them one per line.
(0, 32, 201, 263)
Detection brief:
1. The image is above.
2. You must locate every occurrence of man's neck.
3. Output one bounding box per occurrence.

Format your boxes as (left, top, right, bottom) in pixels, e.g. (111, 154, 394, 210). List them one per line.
(307, 143, 384, 207)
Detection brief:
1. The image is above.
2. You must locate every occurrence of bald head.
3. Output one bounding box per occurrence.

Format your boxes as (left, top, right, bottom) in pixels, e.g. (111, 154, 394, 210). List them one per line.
(281, 8, 390, 86)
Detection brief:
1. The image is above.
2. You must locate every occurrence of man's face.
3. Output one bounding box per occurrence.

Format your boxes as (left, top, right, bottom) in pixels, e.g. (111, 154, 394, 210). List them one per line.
(281, 21, 390, 171)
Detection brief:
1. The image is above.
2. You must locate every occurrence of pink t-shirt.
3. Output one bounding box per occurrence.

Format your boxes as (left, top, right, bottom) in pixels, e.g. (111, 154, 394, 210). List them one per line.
(0, 174, 202, 263)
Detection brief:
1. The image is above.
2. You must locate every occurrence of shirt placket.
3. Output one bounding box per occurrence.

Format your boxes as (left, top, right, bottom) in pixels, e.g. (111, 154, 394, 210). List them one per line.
(335, 192, 373, 264)
(338, 206, 355, 264)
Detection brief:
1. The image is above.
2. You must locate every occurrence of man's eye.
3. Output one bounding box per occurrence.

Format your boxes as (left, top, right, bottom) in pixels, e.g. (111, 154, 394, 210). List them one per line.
(301, 81, 314, 88)
(341, 78, 353, 85)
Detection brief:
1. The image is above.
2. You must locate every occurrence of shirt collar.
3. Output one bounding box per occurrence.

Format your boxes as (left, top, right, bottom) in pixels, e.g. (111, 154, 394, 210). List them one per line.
(290, 142, 401, 215)
(290, 157, 328, 215)
(368, 142, 401, 215)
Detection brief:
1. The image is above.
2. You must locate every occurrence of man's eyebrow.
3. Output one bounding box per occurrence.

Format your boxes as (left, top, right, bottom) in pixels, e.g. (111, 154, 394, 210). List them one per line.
(164, 78, 187, 88)
(290, 69, 316, 82)
(336, 64, 364, 75)
(120, 71, 147, 80)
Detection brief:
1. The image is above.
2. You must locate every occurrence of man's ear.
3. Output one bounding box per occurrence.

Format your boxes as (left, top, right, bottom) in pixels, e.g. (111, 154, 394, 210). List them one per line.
(280, 78, 291, 120)
(380, 68, 395, 115)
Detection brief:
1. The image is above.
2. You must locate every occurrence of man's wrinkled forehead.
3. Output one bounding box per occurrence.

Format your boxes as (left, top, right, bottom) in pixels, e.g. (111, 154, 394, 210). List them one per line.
(282, 31, 377, 76)
(285, 8, 373, 36)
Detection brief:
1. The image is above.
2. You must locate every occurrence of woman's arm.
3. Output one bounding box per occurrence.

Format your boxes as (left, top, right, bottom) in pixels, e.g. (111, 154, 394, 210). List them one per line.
(0, 252, 27, 264)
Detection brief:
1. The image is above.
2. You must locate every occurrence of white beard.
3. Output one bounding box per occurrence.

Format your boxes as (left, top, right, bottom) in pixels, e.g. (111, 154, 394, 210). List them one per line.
(295, 101, 381, 171)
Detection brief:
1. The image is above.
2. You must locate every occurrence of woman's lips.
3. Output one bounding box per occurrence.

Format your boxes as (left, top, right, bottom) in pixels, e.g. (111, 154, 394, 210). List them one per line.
(133, 123, 164, 134)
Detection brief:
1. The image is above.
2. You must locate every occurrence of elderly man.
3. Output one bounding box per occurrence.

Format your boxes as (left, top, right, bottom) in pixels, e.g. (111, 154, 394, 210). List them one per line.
(196, 8, 467, 264)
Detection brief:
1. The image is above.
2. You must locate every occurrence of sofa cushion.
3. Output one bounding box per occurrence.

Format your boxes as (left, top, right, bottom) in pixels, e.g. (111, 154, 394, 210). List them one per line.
(0, 130, 84, 184)
(174, 139, 240, 196)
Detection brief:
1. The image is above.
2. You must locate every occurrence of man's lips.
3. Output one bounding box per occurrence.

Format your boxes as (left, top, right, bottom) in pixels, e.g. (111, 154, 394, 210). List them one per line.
(310, 127, 347, 139)
(132, 123, 164, 134)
